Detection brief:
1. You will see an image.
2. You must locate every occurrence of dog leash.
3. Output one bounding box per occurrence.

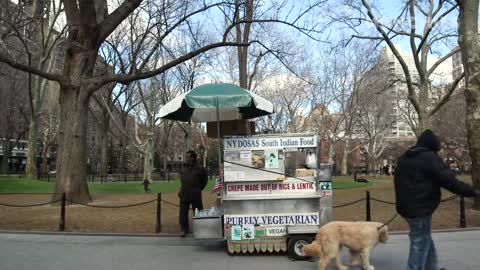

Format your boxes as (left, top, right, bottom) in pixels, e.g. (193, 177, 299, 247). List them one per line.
(377, 213, 399, 230)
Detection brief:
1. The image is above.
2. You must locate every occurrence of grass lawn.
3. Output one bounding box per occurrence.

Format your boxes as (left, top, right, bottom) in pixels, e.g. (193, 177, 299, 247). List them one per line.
(333, 178, 373, 189)
(0, 175, 385, 193)
(0, 177, 217, 194)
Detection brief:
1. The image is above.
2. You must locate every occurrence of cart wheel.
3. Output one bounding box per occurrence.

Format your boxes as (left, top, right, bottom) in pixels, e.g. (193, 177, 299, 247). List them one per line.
(287, 235, 313, 261)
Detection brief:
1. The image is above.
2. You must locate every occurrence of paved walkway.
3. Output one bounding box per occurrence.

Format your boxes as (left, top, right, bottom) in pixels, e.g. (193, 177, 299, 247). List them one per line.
(0, 231, 479, 270)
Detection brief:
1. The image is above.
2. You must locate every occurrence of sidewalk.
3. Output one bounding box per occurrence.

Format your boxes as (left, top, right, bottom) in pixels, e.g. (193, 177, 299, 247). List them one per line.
(0, 230, 479, 270)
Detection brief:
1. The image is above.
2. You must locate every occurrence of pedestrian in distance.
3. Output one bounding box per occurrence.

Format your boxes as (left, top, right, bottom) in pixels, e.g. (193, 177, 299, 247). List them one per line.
(143, 179, 151, 193)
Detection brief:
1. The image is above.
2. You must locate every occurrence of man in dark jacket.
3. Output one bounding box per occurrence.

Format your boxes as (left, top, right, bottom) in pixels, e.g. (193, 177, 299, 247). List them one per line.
(394, 129, 480, 270)
(178, 150, 208, 237)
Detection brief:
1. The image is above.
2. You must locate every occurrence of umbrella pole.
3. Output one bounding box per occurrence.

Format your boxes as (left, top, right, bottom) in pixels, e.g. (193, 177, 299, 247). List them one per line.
(216, 97, 223, 196)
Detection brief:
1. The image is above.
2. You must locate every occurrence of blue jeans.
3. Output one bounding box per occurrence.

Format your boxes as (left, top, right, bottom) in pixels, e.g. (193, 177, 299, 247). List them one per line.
(406, 215, 439, 270)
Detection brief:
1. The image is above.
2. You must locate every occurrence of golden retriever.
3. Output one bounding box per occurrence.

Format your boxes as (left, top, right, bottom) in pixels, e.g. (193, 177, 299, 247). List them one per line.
(303, 221, 388, 270)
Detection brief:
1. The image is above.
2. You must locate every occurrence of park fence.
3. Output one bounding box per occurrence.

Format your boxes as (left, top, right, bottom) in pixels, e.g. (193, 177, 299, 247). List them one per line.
(36, 172, 182, 183)
(0, 191, 474, 233)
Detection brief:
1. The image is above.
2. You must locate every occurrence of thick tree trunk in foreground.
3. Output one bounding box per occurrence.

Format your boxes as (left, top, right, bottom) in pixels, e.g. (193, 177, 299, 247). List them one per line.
(53, 86, 92, 202)
(458, 0, 480, 209)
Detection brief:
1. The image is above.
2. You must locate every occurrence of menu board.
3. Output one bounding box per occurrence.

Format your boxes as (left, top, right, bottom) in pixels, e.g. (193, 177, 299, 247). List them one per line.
(223, 135, 318, 182)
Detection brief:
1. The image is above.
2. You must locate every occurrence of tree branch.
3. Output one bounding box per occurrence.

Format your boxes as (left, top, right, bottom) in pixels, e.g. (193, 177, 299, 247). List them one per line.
(0, 54, 65, 85)
(93, 93, 146, 153)
(98, 0, 143, 43)
(428, 72, 464, 116)
(64, 0, 80, 37)
(416, 2, 457, 54)
(409, 0, 425, 79)
(427, 46, 460, 76)
(360, 0, 421, 114)
(97, 41, 254, 87)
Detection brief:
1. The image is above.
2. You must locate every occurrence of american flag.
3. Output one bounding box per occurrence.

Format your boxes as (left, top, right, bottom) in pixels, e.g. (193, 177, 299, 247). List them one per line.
(211, 176, 223, 193)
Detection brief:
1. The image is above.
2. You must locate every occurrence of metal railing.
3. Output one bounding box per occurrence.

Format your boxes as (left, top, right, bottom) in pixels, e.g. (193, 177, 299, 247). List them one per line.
(0, 191, 475, 232)
(0, 192, 182, 233)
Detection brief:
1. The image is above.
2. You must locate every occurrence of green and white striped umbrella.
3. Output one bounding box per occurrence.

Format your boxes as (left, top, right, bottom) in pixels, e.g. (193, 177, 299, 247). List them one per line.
(159, 83, 274, 122)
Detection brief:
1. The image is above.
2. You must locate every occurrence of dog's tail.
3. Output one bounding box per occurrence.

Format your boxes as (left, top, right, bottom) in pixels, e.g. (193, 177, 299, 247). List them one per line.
(378, 225, 389, 243)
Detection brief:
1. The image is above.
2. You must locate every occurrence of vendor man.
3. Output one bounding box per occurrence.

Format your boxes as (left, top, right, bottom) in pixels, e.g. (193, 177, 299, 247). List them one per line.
(178, 150, 208, 237)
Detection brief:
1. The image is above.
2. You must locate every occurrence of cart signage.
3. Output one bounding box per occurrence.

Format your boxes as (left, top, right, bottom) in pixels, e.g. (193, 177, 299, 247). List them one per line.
(265, 226, 287, 236)
(319, 181, 332, 198)
(224, 213, 319, 226)
(226, 181, 316, 195)
(224, 136, 317, 150)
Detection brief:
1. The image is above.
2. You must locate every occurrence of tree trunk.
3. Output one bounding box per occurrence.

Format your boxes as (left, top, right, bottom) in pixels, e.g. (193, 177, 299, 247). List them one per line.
(143, 122, 155, 182)
(458, 0, 480, 209)
(162, 150, 168, 180)
(416, 109, 429, 136)
(99, 111, 109, 177)
(41, 145, 49, 176)
(0, 141, 11, 174)
(143, 147, 153, 182)
(118, 117, 128, 174)
(40, 123, 52, 176)
(369, 141, 378, 176)
(369, 157, 376, 176)
(340, 139, 349, 175)
(25, 120, 38, 177)
(327, 139, 335, 164)
(119, 142, 126, 173)
(53, 87, 92, 202)
(464, 72, 480, 210)
(236, 0, 253, 90)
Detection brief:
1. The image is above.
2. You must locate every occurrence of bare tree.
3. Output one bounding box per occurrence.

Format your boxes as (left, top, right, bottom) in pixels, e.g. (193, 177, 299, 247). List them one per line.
(39, 111, 59, 175)
(352, 51, 396, 175)
(335, 0, 464, 135)
(319, 45, 365, 174)
(354, 89, 394, 175)
(0, 67, 29, 174)
(431, 91, 469, 171)
(0, 1, 67, 178)
(457, 0, 480, 208)
(313, 42, 387, 175)
(0, 0, 324, 201)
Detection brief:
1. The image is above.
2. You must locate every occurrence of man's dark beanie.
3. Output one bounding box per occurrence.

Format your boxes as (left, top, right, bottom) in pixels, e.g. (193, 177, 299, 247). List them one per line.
(416, 129, 441, 152)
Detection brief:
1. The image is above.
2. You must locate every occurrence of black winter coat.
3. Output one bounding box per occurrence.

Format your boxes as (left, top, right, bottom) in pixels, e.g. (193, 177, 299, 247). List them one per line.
(179, 164, 208, 202)
(394, 146, 476, 218)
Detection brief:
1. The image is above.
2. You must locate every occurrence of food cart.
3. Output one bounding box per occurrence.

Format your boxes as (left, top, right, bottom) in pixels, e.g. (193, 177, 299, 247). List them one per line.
(193, 133, 332, 260)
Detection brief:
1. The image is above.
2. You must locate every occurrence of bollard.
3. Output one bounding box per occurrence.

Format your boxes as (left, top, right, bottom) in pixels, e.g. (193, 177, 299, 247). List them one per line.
(460, 196, 466, 228)
(155, 193, 162, 233)
(366, 191, 371, 221)
(59, 193, 66, 232)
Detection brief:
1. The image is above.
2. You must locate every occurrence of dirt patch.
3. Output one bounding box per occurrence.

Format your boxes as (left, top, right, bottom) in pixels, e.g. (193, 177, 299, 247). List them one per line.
(0, 182, 478, 233)
(0, 193, 216, 234)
